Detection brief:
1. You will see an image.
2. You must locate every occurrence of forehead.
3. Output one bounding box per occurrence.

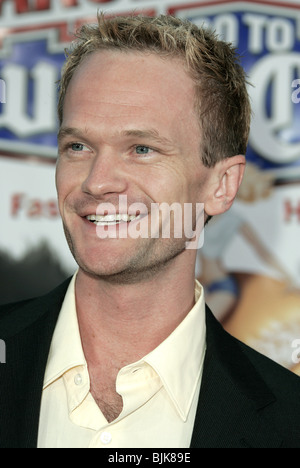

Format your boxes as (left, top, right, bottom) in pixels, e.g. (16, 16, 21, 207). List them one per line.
(65, 49, 196, 112)
(71, 48, 190, 85)
(62, 50, 200, 148)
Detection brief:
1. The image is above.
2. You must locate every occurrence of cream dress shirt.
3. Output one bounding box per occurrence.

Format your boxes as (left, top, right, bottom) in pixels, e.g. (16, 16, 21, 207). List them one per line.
(38, 273, 206, 448)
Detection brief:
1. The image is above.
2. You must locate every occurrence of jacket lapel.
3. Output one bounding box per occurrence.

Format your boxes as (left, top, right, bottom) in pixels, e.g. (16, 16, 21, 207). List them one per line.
(0, 279, 71, 448)
(190, 307, 283, 448)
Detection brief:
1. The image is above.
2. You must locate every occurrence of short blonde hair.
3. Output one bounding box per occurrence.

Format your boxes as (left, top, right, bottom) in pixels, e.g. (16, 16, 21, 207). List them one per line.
(58, 13, 251, 168)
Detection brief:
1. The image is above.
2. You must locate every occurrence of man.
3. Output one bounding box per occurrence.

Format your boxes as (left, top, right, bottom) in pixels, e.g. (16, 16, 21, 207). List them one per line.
(0, 14, 299, 449)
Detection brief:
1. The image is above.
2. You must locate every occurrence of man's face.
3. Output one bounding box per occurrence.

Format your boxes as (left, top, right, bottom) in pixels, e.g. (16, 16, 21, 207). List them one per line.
(56, 50, 212, 283)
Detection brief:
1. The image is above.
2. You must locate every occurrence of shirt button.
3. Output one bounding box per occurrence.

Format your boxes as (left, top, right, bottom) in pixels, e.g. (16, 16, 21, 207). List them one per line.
(74, 373, 83, 386)
(100, 431, 112, 445)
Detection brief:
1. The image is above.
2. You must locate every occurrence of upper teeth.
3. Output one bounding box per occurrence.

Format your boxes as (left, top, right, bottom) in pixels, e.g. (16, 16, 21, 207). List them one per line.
(86, 214, 140, 225)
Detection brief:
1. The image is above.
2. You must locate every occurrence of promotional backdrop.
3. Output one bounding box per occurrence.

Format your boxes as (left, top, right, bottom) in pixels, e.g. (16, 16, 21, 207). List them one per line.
(0, 0, 300, 373)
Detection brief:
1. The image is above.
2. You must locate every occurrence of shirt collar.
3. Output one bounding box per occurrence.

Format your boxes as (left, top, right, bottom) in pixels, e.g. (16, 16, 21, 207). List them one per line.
(43, 273, 206, 421)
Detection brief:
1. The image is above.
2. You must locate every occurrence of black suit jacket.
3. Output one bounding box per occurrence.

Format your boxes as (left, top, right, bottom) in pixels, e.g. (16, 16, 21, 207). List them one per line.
(0, 279, 300, 448)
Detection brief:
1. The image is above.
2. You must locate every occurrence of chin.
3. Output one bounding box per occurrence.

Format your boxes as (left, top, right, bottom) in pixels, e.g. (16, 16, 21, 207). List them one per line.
(65, 223, 187, 284)
(75, 252, 123, 278)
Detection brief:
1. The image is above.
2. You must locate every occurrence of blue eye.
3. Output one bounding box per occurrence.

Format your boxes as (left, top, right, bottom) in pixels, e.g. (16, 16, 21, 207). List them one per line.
(135, 145, 153, 155)
(71, 143, 84, 151)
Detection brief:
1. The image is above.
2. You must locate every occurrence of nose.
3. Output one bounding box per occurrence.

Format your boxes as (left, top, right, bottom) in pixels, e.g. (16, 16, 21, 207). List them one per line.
(81, 150, 129, 199)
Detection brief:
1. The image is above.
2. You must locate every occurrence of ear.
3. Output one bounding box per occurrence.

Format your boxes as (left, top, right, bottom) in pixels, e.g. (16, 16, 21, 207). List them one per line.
(205, 155, 246, 217)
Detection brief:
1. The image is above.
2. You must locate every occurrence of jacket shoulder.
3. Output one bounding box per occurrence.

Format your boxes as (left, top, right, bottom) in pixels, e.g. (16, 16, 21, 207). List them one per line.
(229, 328, 300, 446)
(0, 297, 36, 314)
(202, 307, 300, 447)
(237, 336, 300, 397)
(0, 278, 71, 339)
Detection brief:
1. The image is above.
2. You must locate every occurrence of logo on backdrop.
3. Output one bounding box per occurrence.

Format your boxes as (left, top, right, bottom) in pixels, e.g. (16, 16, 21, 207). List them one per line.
(0, 0, 300, 167)
(170, 0, 300, 171)
(0, 27, 67, 158)
(0, 0, 156, 160)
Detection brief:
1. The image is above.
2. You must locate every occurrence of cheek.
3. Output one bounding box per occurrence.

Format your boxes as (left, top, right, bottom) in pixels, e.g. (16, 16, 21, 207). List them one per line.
(168, 163, 207, 201)
(148, 161, 189, 192)
(184, 170, 212, 207)
(55, 161, 79, 211)
(145, 166, 199, 206)
(55, 167, 68, 206)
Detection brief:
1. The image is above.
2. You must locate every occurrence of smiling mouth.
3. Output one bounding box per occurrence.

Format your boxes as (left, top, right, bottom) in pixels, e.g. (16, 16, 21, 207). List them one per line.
(86, 214, 142, 226)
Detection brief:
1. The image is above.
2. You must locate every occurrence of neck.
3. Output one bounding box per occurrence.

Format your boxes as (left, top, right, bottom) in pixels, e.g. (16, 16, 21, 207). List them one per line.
(75, 259, 196, 365)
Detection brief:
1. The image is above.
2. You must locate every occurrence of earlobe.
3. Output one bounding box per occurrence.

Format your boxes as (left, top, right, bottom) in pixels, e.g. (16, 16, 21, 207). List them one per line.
(205, 155, 246, 217)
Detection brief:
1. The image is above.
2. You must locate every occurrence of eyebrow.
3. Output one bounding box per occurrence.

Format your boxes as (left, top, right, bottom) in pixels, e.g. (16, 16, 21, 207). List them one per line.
(120, 129, 174, 147)
(57, 127, 84, 143)
(58, 126, 174, 148)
